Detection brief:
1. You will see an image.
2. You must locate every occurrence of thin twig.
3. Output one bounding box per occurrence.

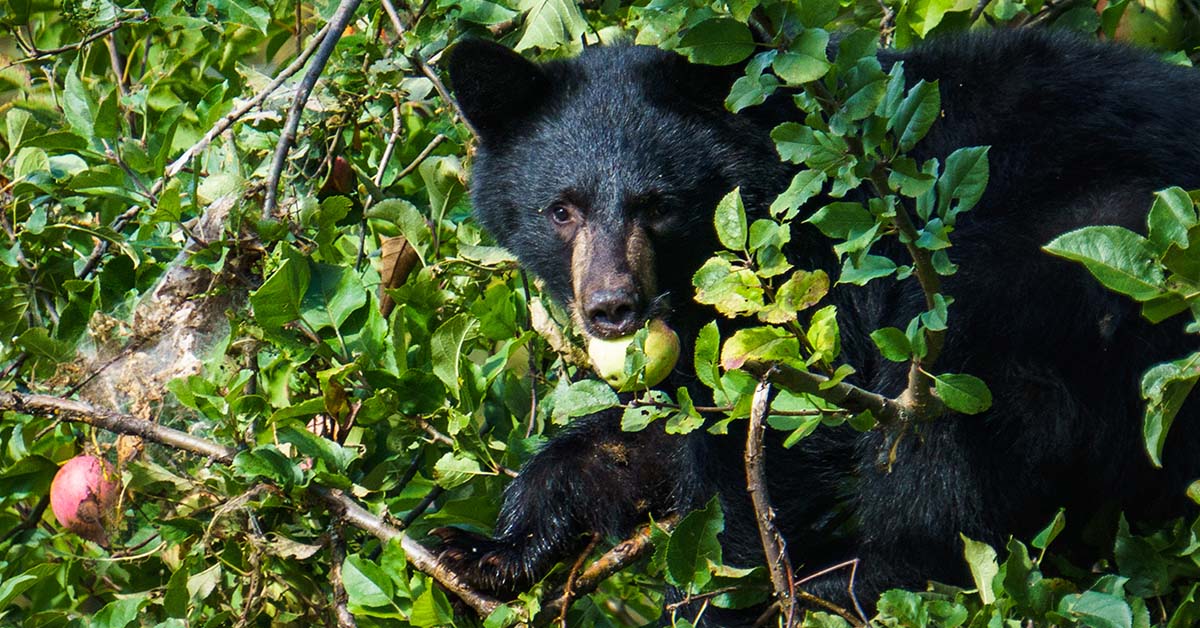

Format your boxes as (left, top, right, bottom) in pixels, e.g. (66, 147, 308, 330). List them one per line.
(743, 361, 910, 428)
(558, 533, 603, 627)
(379, 0, 477, 136)
(3, 16, 149, 69)
(969, 0, 995, 23)
(746, 374, 796, 627)
(800, 80, 946, 422)
(0, 495, 49, 546)
(164, 23, 332, 181)
(795, 559, 868, 625)
(536, 515, 680, 623)
(262, 0, 364, 219)
(414, 417, 518, 477)
(393, 134, 447, 183)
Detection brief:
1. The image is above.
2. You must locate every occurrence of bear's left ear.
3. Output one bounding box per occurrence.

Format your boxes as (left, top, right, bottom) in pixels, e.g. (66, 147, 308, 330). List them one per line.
(446, 39, 548, 140)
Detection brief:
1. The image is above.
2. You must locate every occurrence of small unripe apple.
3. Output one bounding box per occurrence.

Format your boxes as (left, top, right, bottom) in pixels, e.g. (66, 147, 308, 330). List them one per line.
(587, 319, 681, 391)
(50, 455, 119, 546)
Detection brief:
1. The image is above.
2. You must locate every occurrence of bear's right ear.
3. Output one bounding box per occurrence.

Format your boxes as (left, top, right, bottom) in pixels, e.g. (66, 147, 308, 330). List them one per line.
(446, 39, 548, 140)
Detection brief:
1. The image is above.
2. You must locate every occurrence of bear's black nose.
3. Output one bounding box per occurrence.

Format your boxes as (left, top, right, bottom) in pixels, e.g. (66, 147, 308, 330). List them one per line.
(584, 288, 641, 337)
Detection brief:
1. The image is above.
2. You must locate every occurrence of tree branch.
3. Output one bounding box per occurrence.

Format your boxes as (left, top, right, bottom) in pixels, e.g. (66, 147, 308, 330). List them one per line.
(746, 375, 796, 627)
(262, 0, 364, 219)
(536, 514, 680, 623)
(0, 390, 501, 616)
(163, 23, 332, 181)
(802, 81, 946, 421)
(0, 390, 672, 622)
(3, 15, 149, 69)
(742, 361, 912, 428)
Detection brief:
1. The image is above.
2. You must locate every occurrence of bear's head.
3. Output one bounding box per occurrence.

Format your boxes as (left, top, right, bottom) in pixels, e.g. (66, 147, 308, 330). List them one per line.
(447, 40, 789, 339)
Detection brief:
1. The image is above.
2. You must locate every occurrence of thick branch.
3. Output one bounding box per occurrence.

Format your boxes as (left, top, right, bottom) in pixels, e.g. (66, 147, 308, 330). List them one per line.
(0, 390, 669, 621)
(262, 0, 364, 219)
(746, 376, 796, 627)
(0, 391, 500, 616)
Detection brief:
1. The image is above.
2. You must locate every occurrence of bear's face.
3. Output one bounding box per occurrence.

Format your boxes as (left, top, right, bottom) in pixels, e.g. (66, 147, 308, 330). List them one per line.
(448, 41, 787, 339)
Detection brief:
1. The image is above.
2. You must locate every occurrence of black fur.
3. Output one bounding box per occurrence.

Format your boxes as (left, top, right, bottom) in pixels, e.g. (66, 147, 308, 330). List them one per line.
(439, 31, 1200, 621)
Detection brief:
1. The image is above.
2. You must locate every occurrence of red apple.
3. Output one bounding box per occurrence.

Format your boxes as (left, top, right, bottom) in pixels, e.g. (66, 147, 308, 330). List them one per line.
(50, 455, 119, 546)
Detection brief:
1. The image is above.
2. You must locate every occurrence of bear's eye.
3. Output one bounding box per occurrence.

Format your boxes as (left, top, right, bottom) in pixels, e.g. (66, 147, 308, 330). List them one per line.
(549, 204, 574, 225)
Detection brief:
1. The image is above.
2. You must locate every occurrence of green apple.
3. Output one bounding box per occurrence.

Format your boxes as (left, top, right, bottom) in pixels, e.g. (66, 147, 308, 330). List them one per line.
(587, 319, 681, 391)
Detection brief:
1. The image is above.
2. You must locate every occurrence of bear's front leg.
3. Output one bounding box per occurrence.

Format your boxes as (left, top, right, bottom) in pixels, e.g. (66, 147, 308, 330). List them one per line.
(433, 409, 697, 596)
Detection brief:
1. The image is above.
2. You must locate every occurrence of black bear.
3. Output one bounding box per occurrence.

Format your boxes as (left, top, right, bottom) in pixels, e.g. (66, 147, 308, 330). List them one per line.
(437, 29, 1200, 620)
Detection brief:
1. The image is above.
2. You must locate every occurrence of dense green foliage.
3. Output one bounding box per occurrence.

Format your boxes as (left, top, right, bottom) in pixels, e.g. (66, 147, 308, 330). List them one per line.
(1, 0, 1199, 627)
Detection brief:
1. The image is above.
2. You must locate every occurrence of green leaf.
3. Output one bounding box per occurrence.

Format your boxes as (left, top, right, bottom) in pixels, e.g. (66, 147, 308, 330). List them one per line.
(300, 263, 368, 332)
(0, 564, 56, 609)
(890, 80, 941, 151)
(770, 170, 828, 219)
(961, 534, 999, 605)
(5, 108, 31, 157)
(431, 314, 478, 398)
(343, 554, 394, 608)
(679, 18, 756, 65)
(759, 269, 829, 324)
(622, 403, 669, 432)
(1141, 352, 1200, 467)
(552, 379, 620, 423)
(1031, 508, 1066, 552)
(889, 157, 936, 198)
(63, 64, 96, 138)
(806, 202, 873, 240)
(665, 496, 725, 593)
(93, 596, 146, 628)
(457, 0, 519, 24)
(1115, 516, 1170, 597)
(483, 605, 521, 628)
(1044, 226, 1164, 302)
(1057, 591, 1133, 628)
(411, 585, 454, 627)
(694, 321, 722, 391)
(870, 327, 911, 362)
(693, 257, 765, 316)
(277, 425, 356, 472)
(233, 446, 303, 487)
(218, 0, 269, 33)
(806, 305, 841, 364)
(839, 253, 897, 286)
(433, 452, 485, 489)
(772, 30, 831, 84)
(721, 326, 800, 370)
(515, 0, 586, 51)
(14, 146, 48, 180)
(715, 187, 748, 250)
(934, 372, 992, 414)
(15, 328, 75, 364)
(937, 146, 990, 219)
(251, 253, 310, 331)
(1147, 186, 1197, 252)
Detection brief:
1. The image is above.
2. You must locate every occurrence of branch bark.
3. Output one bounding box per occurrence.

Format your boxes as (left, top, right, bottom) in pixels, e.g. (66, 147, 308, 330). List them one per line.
(535, 514, 679, 624)
(0, 390, 668, 623)
(742, 361, 912, 429)
(162, 23, 332, 181)
(745, 375, 796, 627)
(262, 0, 364, 219)
(0, 390, 501, 616)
